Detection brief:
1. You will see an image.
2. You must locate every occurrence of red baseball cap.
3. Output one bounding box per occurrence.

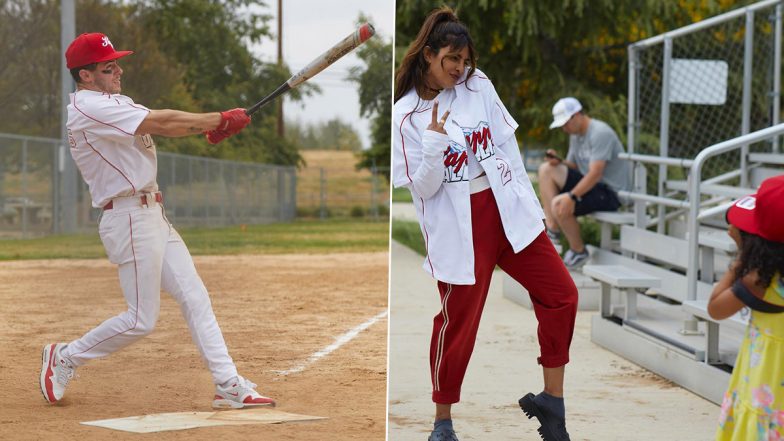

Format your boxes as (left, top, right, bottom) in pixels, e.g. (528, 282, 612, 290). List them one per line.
(727, 174, 784, 243)
(65, 33, 133, 69)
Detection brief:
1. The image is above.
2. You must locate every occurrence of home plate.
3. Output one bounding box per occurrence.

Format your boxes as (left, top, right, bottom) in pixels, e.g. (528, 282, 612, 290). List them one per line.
(80, 408, 326, 433)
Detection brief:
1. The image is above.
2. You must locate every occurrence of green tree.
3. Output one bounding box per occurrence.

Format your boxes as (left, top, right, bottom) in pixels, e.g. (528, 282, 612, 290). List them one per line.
(395, 0, 753, 154)
(135, 0, 310, 166)
(286, 118, 362, 151)
(0, 0, 314, 167)
(348, 15, 392, 178)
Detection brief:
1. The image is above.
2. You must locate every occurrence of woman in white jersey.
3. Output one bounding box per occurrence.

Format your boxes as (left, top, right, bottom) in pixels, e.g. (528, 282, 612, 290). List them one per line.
(392, 8, 578, 441)
(40, 32, 273, 409)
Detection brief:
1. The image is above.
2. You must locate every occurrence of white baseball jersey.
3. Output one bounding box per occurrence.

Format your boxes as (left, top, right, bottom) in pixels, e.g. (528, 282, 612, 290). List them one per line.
(66, 90, 158, 208)
(393, 69, 545, 285)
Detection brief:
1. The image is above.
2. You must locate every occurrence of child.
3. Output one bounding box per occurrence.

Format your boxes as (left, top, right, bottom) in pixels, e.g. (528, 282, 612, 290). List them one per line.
(707, 175, 784, 440)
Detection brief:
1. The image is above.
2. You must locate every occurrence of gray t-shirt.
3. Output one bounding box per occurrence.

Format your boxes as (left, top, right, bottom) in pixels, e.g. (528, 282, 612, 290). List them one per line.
(566, 118, 631, 193)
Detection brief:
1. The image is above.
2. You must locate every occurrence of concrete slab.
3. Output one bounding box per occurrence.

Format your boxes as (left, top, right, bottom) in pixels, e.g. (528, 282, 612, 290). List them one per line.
(388, 240, 719, 441)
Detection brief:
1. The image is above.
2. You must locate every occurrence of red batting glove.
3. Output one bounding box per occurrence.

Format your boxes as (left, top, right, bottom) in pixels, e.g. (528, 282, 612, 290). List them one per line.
(216, 108, 251, 134)
(205, 129, 231, 145)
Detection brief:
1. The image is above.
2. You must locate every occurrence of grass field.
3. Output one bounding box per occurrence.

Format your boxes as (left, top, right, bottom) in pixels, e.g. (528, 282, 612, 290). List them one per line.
(391, 187, 412, 203)
(391, 219, 425, 256)
(297, 150, 390, 218)
(0, 219, 389, 260)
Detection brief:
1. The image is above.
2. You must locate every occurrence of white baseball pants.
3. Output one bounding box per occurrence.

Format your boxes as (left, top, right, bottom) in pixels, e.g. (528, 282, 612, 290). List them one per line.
(60, 196, 238, 385)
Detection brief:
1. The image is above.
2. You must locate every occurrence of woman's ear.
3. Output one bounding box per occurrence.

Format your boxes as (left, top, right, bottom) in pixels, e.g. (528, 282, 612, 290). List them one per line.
(423, 46, 436, 64)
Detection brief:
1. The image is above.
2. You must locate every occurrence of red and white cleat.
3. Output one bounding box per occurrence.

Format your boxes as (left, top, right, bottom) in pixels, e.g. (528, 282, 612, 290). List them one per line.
(212, 376, 276, 409)
(40, 343, 75, 404)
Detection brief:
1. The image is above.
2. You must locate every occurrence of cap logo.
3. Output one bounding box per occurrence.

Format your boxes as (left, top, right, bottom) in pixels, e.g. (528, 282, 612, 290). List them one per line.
(101, 36, 113, 48)
(735, 195, 756, 210)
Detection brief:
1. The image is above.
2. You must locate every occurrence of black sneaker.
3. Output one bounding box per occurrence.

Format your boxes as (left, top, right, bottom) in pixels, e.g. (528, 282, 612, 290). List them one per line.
(519, 393, 571, 441)
(428, 427, 459, 441)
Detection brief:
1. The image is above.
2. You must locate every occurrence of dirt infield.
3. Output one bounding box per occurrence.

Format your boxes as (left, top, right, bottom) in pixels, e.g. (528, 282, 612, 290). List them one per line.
(0, 252, 388, 440)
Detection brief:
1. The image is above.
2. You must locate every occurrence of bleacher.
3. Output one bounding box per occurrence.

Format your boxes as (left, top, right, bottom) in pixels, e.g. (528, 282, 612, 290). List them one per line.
(506, 0, 784, 405)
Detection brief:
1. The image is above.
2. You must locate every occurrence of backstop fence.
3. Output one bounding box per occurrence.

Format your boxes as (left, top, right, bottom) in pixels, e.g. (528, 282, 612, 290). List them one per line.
(0, 133, 296, 238)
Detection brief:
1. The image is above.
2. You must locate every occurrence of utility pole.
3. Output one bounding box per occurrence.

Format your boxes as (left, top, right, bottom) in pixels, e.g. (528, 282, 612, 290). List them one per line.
(276, 0, 284, 137)
(59, 0, 77, 233)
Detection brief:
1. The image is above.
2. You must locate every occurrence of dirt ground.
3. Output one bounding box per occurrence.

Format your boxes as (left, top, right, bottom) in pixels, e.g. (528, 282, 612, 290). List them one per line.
(0, 252, 388, 440)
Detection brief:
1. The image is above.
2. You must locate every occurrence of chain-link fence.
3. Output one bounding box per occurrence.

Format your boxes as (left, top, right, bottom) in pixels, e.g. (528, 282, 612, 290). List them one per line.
(0, 133, 296, 238)
(296, 164, 390, 220)
(629, 0, 782, 191)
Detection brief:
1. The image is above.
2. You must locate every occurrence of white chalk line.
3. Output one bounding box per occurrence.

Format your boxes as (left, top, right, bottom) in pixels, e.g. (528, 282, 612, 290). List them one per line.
(273, 309, 388, 376)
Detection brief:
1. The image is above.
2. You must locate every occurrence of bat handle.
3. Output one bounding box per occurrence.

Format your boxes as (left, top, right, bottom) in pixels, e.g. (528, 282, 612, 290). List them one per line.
(246, 83, 291, 116)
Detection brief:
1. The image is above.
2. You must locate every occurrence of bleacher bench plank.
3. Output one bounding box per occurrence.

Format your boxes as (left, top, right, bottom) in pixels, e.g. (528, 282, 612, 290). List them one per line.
(590, 211, 636, 225)
(681, 299, 747, 332)
(748, 152, 784, 165)
(583, 265, 661, 288)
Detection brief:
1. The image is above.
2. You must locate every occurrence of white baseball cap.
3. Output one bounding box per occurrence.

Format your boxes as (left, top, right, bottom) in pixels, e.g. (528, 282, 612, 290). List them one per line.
(549, 97, 582, 129)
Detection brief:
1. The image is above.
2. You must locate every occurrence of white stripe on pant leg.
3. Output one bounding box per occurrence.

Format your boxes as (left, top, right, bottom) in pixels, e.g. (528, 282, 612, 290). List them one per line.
(274, 310, 388, 376)
(433, 283, 453, 392)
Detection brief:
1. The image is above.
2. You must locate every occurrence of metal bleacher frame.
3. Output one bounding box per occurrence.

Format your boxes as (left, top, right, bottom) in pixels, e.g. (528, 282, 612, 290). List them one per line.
(502, 0, 784, 405)
(583, 0, 784, 405)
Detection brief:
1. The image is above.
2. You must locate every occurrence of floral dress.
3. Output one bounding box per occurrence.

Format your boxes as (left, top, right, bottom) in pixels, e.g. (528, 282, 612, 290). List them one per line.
(717, 276, 784, 441)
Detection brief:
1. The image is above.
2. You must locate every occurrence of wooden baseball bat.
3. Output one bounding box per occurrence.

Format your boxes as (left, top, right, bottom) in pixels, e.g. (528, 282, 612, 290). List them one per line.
(245, 23, 376, 116)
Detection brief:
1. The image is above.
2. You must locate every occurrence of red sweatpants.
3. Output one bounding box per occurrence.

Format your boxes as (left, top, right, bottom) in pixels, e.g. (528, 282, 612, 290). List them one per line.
(430, 189, 578, 404)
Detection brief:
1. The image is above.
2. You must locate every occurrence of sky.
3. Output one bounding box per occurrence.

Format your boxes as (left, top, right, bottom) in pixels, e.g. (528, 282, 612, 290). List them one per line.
(250, 0, 395, 149)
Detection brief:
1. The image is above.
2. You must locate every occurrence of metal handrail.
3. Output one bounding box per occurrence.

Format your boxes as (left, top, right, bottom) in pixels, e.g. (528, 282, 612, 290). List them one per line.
(617, 190, 689, 209)
(631, 0, 783, 49)
(618, 152, 694, 168)
(686, 122, 784, 301)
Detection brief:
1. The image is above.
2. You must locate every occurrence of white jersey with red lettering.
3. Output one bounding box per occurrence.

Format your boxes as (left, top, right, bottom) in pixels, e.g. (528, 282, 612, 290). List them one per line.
(392, 69, 545, 285)
(66, 89, 158, 208)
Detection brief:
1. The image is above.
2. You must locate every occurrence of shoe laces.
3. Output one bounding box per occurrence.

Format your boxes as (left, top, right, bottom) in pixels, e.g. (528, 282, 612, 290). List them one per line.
(235, 376, 257, 391)
(55, 358, 75, 387)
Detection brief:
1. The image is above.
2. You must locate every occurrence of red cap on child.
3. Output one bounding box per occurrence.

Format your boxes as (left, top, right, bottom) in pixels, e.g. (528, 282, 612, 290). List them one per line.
(726, 175, 784, 243)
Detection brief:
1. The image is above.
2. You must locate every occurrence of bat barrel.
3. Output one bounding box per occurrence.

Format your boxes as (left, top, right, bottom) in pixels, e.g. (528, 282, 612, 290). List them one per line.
(246, 23, 376, 116)
(358, 23, 375, 43)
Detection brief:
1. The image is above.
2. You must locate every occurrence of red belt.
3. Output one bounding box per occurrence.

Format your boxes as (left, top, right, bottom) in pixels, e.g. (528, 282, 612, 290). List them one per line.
(103, 192, 163, 210)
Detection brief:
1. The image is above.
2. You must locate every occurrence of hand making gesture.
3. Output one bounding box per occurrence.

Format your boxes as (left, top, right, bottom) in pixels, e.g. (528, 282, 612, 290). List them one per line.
(427, 100, 450, 134)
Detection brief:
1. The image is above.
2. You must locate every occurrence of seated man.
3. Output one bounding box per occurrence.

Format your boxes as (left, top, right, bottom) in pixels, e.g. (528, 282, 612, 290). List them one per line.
(538, 97, 631, 268)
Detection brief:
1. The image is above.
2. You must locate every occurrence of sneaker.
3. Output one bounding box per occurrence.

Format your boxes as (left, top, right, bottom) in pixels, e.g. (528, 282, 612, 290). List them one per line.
(519, 393, 571, 441)
(562, 248, 589, 268)
(40, 343, 75, 404)
(213, 376, 276, 409)
(428, 427, 460, 441)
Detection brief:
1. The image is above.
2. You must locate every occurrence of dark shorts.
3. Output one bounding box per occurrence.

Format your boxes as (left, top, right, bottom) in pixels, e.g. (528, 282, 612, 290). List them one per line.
(561, 168, 620, 216)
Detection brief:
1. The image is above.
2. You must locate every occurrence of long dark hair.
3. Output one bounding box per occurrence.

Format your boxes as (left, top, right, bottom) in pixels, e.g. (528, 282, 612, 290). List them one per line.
(394, 7, 476, 103)
(735, 230, 784, 289)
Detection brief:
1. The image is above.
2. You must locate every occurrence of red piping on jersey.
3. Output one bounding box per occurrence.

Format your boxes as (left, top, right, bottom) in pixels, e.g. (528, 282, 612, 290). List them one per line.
(127, 103, 148, 111)
(496, 102, 515, 130)
(68, 214, 141, 359)
(421, 196, 435, 276)
(72, 92, 135, 136)
(82, 132, 136, 195)
(399, 106, 431, 184)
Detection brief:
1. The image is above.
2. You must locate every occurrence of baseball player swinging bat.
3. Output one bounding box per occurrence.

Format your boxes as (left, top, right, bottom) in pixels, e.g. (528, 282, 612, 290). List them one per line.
(245, 23, 376, 116)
